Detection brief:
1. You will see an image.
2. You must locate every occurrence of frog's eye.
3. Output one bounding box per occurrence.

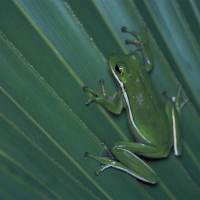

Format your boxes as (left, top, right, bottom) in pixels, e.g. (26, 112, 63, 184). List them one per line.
(115, 65, 123, 74)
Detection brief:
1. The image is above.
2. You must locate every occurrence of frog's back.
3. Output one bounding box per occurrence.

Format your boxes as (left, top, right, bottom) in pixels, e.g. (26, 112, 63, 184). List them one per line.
(124, 67, 172, 149)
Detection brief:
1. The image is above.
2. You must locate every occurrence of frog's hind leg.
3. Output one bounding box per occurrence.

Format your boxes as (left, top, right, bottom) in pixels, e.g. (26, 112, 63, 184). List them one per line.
(112, 147, 158, 184)
(164, 85, 189, 156)
(85, 142, 158, 184)
(85, 150, 157, 184)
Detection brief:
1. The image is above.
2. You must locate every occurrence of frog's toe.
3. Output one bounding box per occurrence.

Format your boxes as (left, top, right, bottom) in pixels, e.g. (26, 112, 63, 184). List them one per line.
(83, 86, 88, 92)
(121, 26, 137, 35)
(181, 98, 189, 108)
(163, 91, 170, 98)
(85, 152, 89, 157)
(99, 79, 104, 85)
(85, 98, 94, 106)
(121, 26, 127, 32)
(85, 101, 90, 106)
(125, 39, 139, 45)
(94, 171, 99, 176)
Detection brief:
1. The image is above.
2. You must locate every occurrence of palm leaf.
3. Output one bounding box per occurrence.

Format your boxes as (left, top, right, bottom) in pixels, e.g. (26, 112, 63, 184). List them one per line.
(0, 0, 200, 199)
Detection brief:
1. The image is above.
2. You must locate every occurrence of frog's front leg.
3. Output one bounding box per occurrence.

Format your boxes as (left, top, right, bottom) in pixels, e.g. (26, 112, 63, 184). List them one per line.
(122, 24, 153, 72)
(83, 80, 124, 114)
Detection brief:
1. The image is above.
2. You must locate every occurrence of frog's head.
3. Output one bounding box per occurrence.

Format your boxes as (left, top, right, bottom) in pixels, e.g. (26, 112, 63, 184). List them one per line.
(109, 53, 141, 85)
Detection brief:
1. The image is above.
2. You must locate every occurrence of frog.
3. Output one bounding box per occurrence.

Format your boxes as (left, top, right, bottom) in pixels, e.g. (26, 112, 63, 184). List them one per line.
(83, 24, 188, 184)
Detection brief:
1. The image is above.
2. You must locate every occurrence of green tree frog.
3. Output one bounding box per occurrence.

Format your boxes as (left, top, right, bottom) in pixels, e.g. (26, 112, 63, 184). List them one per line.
(83, 25, 188, 184)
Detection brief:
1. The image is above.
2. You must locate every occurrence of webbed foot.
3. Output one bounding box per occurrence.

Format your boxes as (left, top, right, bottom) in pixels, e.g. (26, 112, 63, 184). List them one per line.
(83, 80, 107, 106)
(122, 24, 147, 51)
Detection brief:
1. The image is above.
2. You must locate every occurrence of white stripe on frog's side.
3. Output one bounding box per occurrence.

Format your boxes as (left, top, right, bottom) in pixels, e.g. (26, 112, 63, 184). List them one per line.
(112, 70, 150, 143)
(172, 107, 179, 156)
(111, 149, 156, 184)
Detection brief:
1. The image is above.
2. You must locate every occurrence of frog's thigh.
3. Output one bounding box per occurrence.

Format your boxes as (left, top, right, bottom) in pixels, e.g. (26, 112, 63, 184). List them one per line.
(111, 142, 157, 183)
(112, 141, 165, 158)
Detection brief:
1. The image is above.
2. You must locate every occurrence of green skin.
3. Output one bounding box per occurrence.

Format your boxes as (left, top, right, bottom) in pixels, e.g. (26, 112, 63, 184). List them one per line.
(83, 25, 188, 184)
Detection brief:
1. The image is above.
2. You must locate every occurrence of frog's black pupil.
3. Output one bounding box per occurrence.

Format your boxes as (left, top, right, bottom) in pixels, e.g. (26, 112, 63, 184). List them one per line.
(115, 65, 122, 74)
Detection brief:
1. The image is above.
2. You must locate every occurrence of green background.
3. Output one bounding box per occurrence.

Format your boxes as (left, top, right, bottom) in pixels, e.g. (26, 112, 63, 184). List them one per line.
(0, 0, 200, 199)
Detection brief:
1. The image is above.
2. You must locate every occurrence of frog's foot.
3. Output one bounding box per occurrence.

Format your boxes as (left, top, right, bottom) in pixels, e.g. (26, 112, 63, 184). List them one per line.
(83, 86, 102, 106)
(85, 141, 117, 176)
(85, 152, 115, 176)
(83, 80, 107, 106)
(83, 80, 119, 107)
(100, 141, 116, 160)
(175, 85, 189, 111)
(163, 85, 189, 116)
(122, 24, 147, 52)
